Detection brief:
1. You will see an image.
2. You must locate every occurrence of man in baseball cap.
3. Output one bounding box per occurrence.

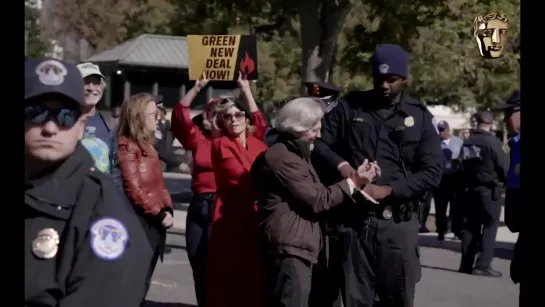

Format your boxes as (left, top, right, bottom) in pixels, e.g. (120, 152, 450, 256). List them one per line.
(25, 57, 151, 306)
(25, 57, 87, 164)
(76, 62, 123, 189)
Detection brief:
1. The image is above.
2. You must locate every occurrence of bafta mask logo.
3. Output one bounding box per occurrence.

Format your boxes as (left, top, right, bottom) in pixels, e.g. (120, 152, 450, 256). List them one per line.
(474, 13, 509, 59)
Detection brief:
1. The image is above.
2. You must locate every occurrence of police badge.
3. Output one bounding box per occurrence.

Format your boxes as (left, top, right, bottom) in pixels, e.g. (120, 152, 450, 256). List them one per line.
(32, 228, 60, 259)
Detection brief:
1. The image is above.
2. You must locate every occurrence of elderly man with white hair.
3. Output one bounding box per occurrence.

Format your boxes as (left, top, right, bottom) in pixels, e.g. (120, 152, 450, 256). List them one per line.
(76, 62, 123, 189)
(251, 97, 380, 307)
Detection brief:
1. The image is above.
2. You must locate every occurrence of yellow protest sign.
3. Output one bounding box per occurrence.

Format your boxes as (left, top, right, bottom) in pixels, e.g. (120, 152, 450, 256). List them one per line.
(188, 35, 258, 81)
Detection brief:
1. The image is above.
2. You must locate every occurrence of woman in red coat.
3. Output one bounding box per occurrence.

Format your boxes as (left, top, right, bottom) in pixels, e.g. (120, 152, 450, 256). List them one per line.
(205, 79, 268, 307)
(172, 75, 267, 307)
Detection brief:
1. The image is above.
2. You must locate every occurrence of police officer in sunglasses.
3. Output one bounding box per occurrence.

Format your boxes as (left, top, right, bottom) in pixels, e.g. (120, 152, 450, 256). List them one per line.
(25, 58, 150, 306)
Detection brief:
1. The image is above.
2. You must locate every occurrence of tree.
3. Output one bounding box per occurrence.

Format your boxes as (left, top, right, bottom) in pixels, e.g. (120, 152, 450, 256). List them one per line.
(25, 0, 50, 57)
(46, 0, 175, 60)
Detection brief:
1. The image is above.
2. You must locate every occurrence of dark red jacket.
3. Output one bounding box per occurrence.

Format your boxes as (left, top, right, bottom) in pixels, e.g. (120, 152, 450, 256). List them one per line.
(118, 136, 173, 218)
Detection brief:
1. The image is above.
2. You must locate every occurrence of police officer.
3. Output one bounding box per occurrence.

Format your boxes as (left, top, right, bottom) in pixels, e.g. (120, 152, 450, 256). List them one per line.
(458, 111, 509, 277)
(313, 44, 443, 307)
(25, 58, 151, 306)
(264, 82, 342, 147)
(492, 90, 526, 303)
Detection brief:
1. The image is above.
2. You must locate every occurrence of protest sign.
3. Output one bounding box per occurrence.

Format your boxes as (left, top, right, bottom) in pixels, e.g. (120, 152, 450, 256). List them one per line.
(187, 35, 258, 81)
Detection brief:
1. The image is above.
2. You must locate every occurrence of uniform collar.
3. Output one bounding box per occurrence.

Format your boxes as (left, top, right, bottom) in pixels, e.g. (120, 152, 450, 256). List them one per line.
(25, 144, 95, 208)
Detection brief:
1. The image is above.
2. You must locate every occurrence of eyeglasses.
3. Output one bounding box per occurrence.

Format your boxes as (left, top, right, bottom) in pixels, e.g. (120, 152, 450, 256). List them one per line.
(25, 103, 81, 128)
(146, 111, 158, 119)
(222, 111, 245, 121)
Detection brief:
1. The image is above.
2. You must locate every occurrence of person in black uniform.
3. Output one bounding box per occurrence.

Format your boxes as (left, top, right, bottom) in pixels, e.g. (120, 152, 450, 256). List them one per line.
(264, 82, 341, 147)
(25, 57, 151, 306)
(458, 111, 509, 277)
(313, 44, 443, 307)
(492, 90, 526, 302)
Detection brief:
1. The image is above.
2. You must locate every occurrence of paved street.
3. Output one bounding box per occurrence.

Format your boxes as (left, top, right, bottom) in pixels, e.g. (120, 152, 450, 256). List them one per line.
(144, 173, 519, 307)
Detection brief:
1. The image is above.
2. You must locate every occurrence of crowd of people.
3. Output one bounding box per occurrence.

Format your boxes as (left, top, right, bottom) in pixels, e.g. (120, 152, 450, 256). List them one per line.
(25, 42, 524, 307)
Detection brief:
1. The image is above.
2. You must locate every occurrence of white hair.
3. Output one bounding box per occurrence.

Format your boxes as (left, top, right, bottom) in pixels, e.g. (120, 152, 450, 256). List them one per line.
(275, 97, 324, 135)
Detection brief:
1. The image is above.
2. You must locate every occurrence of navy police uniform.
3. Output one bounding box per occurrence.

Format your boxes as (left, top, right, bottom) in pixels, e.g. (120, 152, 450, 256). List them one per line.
(313, 45, 442, 307)
(25, 58, 150, 306)
(493, 90, 527, 304)
(458, 111, 509, 276)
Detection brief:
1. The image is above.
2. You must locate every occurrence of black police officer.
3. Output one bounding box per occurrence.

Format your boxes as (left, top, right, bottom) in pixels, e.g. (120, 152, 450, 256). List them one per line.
(493, 90, 526, 303)
(313, 44, 443, 307)
(25, 58, 151, 306)
(458, 111, 509, 277)
(264, 82, 342, 147)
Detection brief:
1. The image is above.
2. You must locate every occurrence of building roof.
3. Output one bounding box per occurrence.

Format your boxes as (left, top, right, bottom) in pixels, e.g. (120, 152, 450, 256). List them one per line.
(86, 34, 189, 69)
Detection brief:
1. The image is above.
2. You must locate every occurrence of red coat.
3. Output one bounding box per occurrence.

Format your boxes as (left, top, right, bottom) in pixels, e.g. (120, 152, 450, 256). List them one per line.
(170, 104, 267, 195)
(205, 135, 268, 307)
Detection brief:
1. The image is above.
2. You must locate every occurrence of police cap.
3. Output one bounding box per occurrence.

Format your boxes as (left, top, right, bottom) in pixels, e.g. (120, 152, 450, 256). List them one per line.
(25, 57, 85, 106)
(492, 89, 520, 112)
(302, 81, 341, 99)
(473, 111, 494, 124)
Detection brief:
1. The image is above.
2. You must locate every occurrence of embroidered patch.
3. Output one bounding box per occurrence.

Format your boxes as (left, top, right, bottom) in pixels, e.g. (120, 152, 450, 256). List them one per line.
(90, 218, 129, 261)
(35, 59, 67, 86)
(379, 64, 389, 74)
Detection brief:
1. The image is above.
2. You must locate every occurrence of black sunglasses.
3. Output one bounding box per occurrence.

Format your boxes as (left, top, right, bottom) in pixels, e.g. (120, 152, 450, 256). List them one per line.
(25, 103, 81, 128)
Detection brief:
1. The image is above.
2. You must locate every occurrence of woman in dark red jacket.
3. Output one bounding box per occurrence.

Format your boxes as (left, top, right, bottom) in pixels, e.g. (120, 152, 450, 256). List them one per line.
(116, 92, 174, 295)
(171, 76, 266, 306)
(205, 77, 268, 307)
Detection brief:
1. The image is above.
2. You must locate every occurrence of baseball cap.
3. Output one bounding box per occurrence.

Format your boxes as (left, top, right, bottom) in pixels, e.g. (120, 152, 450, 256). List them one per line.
(76, 62, 106, 79)
(474, 111, 494, 124)
(25, 57, 85, 106)
(437, 120, 449, 131)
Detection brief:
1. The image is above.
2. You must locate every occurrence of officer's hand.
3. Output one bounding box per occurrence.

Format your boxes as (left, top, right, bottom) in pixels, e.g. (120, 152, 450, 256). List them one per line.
(338, 162, 356, 179)
(161, 212, 175, 229)
(355, 159, 377, 186)
(362, 184, 392, 200)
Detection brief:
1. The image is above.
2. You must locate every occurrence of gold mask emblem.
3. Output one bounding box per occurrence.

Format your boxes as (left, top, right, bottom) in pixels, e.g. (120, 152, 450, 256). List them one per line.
(474, 13, 509, 59)
(32, 228, 60, 259)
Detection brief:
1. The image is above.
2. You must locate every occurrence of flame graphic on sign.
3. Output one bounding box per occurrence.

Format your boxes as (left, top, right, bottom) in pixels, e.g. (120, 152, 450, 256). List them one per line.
(239, 52, 255, 78)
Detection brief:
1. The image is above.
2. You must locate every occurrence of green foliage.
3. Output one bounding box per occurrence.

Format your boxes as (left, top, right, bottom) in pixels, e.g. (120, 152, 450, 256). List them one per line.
(48, 0, 176, 54)
(43, 0, 520, 114)
(25, 0, 50, 57)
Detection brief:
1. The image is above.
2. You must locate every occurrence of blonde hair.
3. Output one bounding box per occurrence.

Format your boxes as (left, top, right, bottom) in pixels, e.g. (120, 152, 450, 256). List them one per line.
(201, 97, 221, 132)
(214, 99, 255, 135)
(116, 92, 156, 151)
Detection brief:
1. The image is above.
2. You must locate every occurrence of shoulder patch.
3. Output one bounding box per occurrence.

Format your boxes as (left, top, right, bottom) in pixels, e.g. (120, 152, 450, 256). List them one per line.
(90, 217, 129, 261)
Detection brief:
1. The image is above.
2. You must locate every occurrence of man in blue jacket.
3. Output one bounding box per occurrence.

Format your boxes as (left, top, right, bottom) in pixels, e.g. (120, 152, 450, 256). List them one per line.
(76, 62, 123, 189)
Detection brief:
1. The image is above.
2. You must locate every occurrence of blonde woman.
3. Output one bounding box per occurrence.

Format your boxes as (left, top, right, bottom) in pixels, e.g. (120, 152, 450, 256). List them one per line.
(116, 92, 174, 296)
(205, 94, 268, 307)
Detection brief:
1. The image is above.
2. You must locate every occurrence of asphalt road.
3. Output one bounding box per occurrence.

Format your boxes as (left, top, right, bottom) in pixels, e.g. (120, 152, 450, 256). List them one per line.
(144, 231, 518, 307)
(146, 174, 519, 306)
